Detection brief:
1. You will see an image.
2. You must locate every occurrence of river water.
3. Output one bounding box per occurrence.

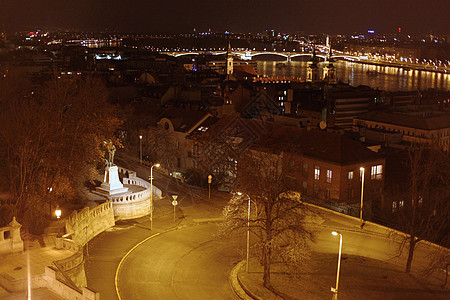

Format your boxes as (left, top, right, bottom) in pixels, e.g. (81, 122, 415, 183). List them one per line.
(256, 61, 450, 92)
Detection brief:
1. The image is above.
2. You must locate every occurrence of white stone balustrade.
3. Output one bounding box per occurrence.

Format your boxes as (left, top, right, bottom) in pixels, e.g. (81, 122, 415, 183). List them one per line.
(65, 201, 115, 247)
(109, 172, 162, 220)
(117, 166, 137, 178)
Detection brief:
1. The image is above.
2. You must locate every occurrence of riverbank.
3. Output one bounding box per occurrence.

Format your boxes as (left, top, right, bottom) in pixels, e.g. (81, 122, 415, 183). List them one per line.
(351, 59, 448, 75)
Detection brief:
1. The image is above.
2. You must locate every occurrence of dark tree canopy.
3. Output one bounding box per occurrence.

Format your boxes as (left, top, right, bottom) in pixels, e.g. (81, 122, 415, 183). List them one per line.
(0, 73, 122, 231)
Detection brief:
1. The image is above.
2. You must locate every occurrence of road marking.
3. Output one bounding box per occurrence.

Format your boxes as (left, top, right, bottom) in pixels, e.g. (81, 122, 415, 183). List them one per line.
(115, 232, 161, 300)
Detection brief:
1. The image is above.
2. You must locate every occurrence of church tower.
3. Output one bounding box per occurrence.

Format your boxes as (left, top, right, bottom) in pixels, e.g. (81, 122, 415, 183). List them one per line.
(323, 36, 337, 84)
(306, 47, 320, 82)
(226, 40, 233, 78)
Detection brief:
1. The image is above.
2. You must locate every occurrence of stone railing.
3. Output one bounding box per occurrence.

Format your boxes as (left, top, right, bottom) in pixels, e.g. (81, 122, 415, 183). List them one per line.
(54, 238, 86, 288)
(0, 238, 96, 298)
(65, 201, 115, 247)
(110, 175, 162, 220)
(0, 217, 23, 255)
(42, 267, 99, 300)
(117, 166, 137, 178)
(53, 201, 116, 292)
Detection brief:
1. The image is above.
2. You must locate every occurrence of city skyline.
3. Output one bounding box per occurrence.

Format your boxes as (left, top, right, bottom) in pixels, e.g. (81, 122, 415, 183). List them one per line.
(1, 0, 449, 35)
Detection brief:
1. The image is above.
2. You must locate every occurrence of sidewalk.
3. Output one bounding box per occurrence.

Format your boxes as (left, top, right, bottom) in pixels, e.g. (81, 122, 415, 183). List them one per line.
(230, 253, 450, 300)
(0, 238, 73, 299)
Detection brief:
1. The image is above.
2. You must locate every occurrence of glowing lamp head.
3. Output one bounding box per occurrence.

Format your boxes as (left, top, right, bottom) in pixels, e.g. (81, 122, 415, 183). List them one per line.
(55, 206, 62, 219)
(139, 135, 142, 139)
(154, 163, 160, 168)
(237, 192, 243, 196)
(360, 167, 365, 171)
(332, 231, 338, 236)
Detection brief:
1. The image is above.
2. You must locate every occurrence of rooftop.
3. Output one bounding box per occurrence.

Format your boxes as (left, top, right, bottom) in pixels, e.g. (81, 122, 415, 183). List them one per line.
(191, 116, 382, 165)
(356, 110, 450, 130)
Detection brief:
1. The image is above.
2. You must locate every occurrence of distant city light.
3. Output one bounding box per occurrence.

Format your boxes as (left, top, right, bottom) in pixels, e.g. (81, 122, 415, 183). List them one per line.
(368, 30, 375, 34)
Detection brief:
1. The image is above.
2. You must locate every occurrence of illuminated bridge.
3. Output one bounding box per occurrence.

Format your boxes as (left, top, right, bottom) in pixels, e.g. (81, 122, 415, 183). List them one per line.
(160, 50, 359, 62)
(159, 49, 449, 73)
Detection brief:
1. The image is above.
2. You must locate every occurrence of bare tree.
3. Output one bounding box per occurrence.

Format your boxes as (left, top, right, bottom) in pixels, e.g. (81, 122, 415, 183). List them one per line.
(143, 125, 183, 171)
(0, 74, 122, 230)
(390, 143, 449, 274)
(190, 117, 267, 188)
(221, 150, 314, 291)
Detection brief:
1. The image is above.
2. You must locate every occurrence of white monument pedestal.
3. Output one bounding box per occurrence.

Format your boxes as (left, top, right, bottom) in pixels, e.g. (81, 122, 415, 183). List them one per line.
(96, 165, 129, 195)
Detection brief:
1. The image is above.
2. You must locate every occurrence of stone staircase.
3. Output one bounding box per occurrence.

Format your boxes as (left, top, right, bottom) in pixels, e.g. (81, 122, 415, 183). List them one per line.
(43, 221, 66, 247)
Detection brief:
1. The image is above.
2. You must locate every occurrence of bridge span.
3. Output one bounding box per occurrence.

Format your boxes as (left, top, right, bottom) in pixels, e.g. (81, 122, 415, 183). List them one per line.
(160, 50, 358, 62)
(160, 49, 449, 73)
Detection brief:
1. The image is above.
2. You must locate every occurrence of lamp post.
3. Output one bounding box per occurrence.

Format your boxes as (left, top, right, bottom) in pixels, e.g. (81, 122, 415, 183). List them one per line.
(208, 174, 212, 199)
(331, 231, 343, 300)
(150, 163, 160, 230)
(139, 135, 143, 164)
(55, 205, 61, 220)
(360, 167, 365, 228)
(238, 192, 251, 273)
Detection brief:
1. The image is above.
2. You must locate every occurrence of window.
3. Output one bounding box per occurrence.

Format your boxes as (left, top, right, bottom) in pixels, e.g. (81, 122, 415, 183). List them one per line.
(302, 163, 308, 175)
(313, 184, 319, 195)
(194, 144, 199, 156)
(302, 181, 307, 191)
(399, 200, 404, 209)
(348, 188, 353, 199)
(326, 170, 332, 183)
(348, 171, 353, 180)
(418, 196, 423, 207)
(371, 165, 383, 180)
(326, 188, 331, 200)
(392, 201, 397, 213)
(314, 166, 320, 180)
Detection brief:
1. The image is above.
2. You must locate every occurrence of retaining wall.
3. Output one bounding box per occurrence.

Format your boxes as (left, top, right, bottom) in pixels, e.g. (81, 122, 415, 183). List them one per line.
(54, 238, 86, 288)
(110, 176, 162, 220)
(65, 201, 115, 246)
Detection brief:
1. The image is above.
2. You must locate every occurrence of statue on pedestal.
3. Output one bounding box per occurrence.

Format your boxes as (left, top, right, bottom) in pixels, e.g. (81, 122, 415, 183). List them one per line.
(96, 139, 128, 196)
(105, 140, 116, 166)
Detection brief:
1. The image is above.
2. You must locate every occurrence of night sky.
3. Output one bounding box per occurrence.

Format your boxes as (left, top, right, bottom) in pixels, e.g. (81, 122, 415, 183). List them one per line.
(1, 0, 449, 34)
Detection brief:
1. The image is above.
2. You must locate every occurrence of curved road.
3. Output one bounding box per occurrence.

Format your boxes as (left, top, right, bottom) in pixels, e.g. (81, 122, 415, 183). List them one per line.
(117, 223, 241, 300)
(87, 159, 447, 299)
(115, 205, 446, 300)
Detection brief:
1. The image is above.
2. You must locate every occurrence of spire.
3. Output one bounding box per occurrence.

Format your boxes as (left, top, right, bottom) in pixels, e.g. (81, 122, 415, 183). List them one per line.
(226, 38, 234, 78)
(326, 36, 334, 62)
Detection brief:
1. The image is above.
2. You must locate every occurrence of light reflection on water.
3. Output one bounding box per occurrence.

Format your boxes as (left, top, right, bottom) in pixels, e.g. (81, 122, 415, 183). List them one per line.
(256, 61, 450, 92)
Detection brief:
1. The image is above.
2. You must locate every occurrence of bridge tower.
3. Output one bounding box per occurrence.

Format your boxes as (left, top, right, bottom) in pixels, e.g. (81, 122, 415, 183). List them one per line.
(323, 37, 337, 84)
(306, 47, 320, 82)
(226, 40, 233, 78)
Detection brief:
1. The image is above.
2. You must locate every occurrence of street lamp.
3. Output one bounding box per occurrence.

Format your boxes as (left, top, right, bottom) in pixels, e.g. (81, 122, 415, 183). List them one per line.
(149, 163, 160, 230)
(55, 205, 62, 220)
(208, 174, 212, 199)
(360, 167, 365, 228)
(139, 135, 143, 164)
(238, 191, 251, 273)
(331, 231, 343, 300)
